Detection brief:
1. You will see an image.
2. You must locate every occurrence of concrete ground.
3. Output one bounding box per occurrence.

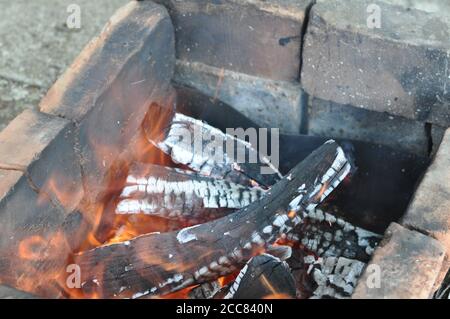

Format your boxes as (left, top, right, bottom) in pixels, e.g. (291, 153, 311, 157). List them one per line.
(0, 0, 128, 131)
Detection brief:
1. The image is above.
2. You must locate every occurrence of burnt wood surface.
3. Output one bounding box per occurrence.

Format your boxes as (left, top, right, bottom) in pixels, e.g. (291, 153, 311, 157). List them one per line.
(225, 254, 296, 299)
(146, 111, 282, 187)
(74, 141, 351, 298)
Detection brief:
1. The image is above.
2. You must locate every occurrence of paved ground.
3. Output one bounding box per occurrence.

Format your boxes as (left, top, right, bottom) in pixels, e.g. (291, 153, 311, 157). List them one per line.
(0, 0, 128, 131)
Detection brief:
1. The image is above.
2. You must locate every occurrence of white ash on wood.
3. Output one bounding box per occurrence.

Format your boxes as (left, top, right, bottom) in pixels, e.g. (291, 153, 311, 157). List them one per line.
(148, 112, 282, 187)
(116, 163, 266, 223)
(306, 256, 366, 299)
(74, 140, 352, 298)
(287, 208, 381, 262)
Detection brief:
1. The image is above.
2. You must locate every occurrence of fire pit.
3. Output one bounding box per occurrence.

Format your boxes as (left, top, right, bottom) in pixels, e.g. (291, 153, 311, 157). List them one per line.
(0, 0, 449, 299)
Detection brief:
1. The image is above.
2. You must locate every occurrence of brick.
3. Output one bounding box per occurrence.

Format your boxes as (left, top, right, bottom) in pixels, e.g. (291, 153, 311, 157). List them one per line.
(0, 169, 22, 202)
(301, 0, 450, 126)
(352, 223, 445, 299)
(308, 97, 429, 156)
(429, 100, 450, 128)
(0, 109, 68, 167)
(174, 60, 303, 133)
(432, 257, 450, 297)
(431, 124, 446, 156)
(386, 0, 450, 15)
(0, 110, 85, 297)
(401, 128, 450, 253)
(0, 109, 83, 211)
(39, 1, 175, 202)
(155, 0, 312, 82)
(0, 285, 37, 299)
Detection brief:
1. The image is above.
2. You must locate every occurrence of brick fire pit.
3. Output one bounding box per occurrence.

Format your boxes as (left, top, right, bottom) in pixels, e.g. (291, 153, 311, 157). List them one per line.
(0, 0, 449, 299)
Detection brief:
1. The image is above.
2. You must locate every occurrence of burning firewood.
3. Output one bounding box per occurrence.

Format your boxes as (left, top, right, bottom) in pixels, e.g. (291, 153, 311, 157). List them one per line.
(188, 245, 293, 299)
(147, 112, 282, 187)
(224, 254, 296, 299)
(116, 163, 266, 223)
(285, 209, 381, 262)
(74, 140, 352, 298)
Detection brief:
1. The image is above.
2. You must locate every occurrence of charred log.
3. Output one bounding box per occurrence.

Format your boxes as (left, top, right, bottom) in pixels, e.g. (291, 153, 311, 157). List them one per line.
(285, 208, 381, 262)
(224, 254, 296, 299)
(434, 269, 450, 299)
(285, 248, 316, 298)
(116, 163, 266, 223)
(148, 112, 282, 187)
(74, 141, 352, 298)
(266, 245, 292, 261)
(188, 281, 221, 299)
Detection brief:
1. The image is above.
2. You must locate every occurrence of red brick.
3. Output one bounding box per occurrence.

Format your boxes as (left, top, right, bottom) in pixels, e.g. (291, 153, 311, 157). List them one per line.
(402, 128, 450, 253)
(155, 0, 311, 82)
(174, 60, 303, 133)
(353, 223, 445, 299)
(301, 0, 450, 126)
(39, 1, 175, 203)
(0, 110, 84, 297)
(0, 109, 83, 211)
(0, 285, 37, 299)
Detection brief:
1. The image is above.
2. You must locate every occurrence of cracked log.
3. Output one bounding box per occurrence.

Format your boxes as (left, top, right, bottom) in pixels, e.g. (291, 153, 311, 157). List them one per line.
(146, 112, 282, 187)
(74, 140, 352, 298)
(116, 163, 266, 223)
(224, 254, 296, 299)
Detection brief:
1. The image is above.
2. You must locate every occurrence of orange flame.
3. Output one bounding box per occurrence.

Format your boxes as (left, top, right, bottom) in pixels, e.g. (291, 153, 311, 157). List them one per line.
(315, 181, 330, 201)
(6, 96, 230, 299)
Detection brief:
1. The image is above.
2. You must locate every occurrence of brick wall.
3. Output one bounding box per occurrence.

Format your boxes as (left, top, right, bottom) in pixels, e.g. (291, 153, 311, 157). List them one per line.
(159, 0, 449, 155)
(0, 1, 174, 297)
